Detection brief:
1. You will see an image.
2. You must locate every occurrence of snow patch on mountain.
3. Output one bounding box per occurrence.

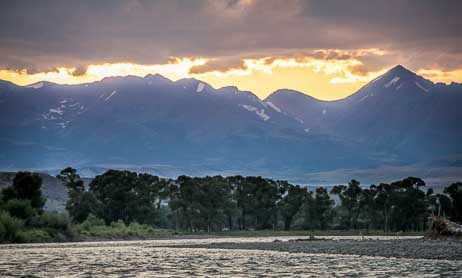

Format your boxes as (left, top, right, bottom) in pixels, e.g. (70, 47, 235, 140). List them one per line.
(241, 104, 257, 112)
(56, 122, 67, 129)
(256, 110, 270, 121)
(68, 102, 80, 107)
(358, 95, 369, 102)
(105, 90, 117, 101)
(295, 117, 304, 124)
(266, 101, 281, 112)
(42, 114, 57, 120)
(415, 82, 429, 92)
(239, 104, 271, 121)
(29, 82, 44, 89)
(196, 82, 205, 93)
(49, 108, 64, 115)
(385, 77, 400, 88)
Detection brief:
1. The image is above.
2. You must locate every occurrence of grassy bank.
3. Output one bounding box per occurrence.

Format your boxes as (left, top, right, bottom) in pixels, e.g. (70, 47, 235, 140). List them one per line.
(76, 225, 425, 242)
(3, 224, 426, 244)
(77, 219, 176, 240)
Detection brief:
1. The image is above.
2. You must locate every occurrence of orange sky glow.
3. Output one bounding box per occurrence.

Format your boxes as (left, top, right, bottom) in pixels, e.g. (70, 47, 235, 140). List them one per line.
(1, 56, 461, 101)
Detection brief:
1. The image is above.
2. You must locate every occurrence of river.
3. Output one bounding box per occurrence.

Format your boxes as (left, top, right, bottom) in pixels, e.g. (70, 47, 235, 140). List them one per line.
(1, 237, 461, 277)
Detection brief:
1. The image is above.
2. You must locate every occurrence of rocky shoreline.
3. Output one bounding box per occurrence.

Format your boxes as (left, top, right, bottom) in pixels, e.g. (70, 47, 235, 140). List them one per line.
(173, 238, 462, 260)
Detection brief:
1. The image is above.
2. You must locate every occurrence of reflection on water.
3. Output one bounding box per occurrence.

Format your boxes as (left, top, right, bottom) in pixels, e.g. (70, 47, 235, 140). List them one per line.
(1, 237, 460, 277)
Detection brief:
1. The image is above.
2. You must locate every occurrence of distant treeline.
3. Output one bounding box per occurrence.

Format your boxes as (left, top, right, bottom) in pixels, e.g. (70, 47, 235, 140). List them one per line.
(55, 168, 462, 231)
(1, 168, 461, 242)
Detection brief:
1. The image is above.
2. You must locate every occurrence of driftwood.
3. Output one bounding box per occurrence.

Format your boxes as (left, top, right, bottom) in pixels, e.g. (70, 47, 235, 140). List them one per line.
(429, 215, 462, 239)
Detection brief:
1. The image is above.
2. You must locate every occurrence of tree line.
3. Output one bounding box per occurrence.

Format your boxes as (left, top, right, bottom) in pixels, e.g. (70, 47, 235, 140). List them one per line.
(1, 168, 461, 242)
(58, 168, 462, 232)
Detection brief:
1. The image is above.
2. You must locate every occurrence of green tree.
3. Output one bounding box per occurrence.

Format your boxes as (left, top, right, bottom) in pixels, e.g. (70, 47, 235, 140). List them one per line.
(229, 175, 254, 230)
(1, 172, 45, 212)
(389, 177, 427, 231)
(301, 189, 316, 229)
(314, 187, 334, 230)
(357, 187, 378, 230)
(252, 177, 282, 229)
(331, 180, 362, 229)
(90, 170, 165, 225)
(58, 167, 98, 223)
(200, 176, 234, 232)
(279, 183, 305, 230)
(444, 182, 462, 222)
(3, 199, 34, 219)
(428, 193, 453, 218)
(57, 167, 84, 192)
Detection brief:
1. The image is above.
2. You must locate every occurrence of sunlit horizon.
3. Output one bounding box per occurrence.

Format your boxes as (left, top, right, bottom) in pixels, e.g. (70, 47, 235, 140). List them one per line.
(1, 58, 460, 101)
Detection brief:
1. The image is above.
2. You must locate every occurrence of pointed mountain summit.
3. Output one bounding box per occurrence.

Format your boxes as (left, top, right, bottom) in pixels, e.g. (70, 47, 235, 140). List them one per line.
(351, 65, 434, 101)
(384, 64, 414, 76)
(264, 64, 462, 163)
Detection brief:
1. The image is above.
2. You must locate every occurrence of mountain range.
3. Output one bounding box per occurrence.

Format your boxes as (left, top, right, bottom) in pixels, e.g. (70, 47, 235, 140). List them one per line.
(1, 65, 462, 186)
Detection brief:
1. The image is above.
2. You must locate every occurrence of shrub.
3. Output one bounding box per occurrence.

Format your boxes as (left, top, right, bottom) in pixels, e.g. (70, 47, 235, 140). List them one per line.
(15, 228, 52, 243)
(40, 212, 71, 230)
(110, 219, 126, 230)
(0, 221, 5, 240)
(0, 210, 24, 242)
(3, 199, 35, 219)
(29, 212, 71, 230)
(80, 214, 105, 231)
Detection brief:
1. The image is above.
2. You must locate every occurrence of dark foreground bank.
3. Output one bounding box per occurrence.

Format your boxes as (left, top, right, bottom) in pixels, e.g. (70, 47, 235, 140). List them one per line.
(173, 238, 462, 261)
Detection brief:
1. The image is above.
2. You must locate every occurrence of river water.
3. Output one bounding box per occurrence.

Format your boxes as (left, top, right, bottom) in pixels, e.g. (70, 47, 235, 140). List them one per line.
(1, 237, 461, 277)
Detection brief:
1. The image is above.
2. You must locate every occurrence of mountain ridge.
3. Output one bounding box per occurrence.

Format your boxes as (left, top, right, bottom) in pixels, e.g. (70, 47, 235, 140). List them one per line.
(1, 65, 461, 184)
(11, 65, 456, 102)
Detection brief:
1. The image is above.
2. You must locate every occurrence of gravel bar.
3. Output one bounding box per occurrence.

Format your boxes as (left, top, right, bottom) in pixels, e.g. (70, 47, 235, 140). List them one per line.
(172, 239, 462, 260)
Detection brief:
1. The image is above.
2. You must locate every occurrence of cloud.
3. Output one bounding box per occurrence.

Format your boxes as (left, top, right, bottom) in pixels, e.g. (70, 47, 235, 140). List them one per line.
(0, 0, 461, 75)
(0, 0, 461, 100)
(185, 49, 389, 79)
(71, 66, 88, 77)
(189, 58, 248, 74)
(417, 68, 462, 84)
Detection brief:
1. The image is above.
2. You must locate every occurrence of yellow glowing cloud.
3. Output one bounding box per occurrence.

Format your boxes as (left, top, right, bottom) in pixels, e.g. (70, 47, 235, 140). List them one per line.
(0, 58, 206, 86)
(0, 56, 385, 100)
(191, 55, 387, 99)
(417, 68, 462, 84)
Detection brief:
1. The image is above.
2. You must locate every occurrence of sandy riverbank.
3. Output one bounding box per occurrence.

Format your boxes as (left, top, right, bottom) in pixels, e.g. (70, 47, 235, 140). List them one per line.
(173, 238, 462, 260)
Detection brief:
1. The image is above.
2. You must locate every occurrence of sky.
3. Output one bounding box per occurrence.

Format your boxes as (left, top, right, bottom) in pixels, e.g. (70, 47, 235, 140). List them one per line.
(0, 0, 461, 100)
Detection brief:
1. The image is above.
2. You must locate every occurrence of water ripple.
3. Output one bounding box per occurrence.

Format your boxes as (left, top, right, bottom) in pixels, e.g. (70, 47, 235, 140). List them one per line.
(0, 237, 460, 277)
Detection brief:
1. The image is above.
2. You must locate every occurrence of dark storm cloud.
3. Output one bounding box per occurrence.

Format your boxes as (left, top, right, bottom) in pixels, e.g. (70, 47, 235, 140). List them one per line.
(0, 0, 461, 73)
(299, 0, 462, 69)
